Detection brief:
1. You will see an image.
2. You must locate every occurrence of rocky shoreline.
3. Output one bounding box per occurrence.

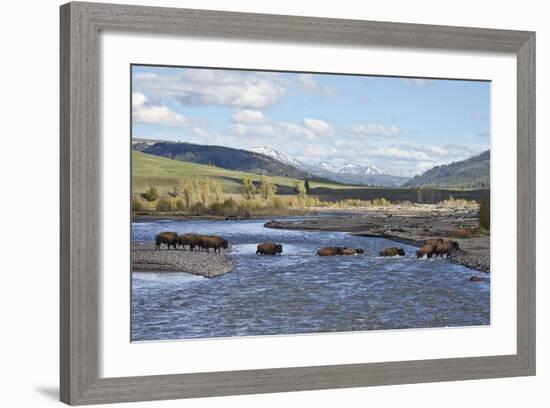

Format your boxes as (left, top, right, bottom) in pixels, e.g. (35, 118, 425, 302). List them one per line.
(132, 242, 234, 278)
(264, 205, 490, 273)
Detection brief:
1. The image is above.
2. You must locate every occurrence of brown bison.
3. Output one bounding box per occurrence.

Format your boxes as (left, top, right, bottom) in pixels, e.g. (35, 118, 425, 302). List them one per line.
(433, 240, 460, 257)
(379, 247, 405, 257)
(342, 247, 364, 255)
(317, 247, 344, 256)
(178, 233, 201, 251)
(425, 238, 444, 246)
(155, 231, 179, 250)
(199, 235, 229, 254)
(416, 244, 436, 258)
(256, 242, 283, 255)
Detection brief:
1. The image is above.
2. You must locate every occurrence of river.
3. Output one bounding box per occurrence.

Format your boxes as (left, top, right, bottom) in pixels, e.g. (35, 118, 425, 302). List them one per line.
(131, 216, 490, 341)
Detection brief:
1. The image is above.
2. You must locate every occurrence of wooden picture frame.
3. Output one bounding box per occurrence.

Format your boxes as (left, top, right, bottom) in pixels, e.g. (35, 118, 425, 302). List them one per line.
(60, 2, 536, 405)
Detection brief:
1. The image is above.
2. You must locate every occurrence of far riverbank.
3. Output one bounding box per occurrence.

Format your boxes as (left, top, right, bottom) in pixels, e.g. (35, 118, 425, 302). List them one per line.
(264, 204, 490, 273)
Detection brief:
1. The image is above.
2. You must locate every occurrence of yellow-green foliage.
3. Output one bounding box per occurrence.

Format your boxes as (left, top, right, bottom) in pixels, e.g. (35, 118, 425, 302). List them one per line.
(198, 179, 210, 207)
(210, 178, 224, 203)
(259, 176, 277, 201)
(174, 198, 186, 211)
(131, 198, 145, 211)
(294, 180, 306, 199)
(209, 198, 238, 216)
(438, 196, 477, 209)
(372, 197, 391, 206)
(141, 186, 159, 202)
(479, 197, 490, 230)
(241, 177, 257, 200)
(156, 197, 174, 212)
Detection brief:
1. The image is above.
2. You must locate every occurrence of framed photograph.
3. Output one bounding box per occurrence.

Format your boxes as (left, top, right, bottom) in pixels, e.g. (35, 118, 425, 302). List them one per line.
(60, 2, 535, 405)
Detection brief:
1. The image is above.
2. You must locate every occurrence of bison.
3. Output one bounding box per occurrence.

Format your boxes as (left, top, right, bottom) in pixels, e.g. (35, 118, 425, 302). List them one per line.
(342, 247, 364, 255)
(379, 247, 406, 257)
(425, 238, 444, 246)
(256, 242, 283, 255)
(416, 244, 436, 258)
(199, 235, 228, 254)
(433, 240, 460, 257)
(178, 233, 201, 251)
(316, 247, 344, 256)
(155, 231, 179, 250)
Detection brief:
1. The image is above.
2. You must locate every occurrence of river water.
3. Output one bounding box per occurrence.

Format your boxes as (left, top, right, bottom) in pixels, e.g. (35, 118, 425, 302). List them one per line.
(132, 216, 490, 341)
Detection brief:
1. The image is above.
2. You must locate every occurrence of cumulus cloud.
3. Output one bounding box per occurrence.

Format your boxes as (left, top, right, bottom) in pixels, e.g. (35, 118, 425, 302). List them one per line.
(231, 109, 267, 124)
(134, 69, 286, 109)
(229, 115, 335, 143)
(351, 124, 401, 137)
(303, 118, 334, 134)
(132, 92, 188, 127)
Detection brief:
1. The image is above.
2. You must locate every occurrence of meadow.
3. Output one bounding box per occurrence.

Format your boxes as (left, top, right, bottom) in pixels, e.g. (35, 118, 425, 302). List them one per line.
(132, 151, 488, 217)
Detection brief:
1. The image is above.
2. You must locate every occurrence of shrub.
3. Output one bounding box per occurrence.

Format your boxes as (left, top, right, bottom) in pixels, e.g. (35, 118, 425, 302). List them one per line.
(372, 197, 390, 206)
(209, 199, 237, 216)
(479, 197, 490, 230)
(141, 186, 159, 202)
(271, 196, 285, 210)
(131, 198, 145, 211)
(305, 196, 320, 207)
(174, 198, 186, 211)
(190, 202, 207, 215)
(156, 197, 173, 212)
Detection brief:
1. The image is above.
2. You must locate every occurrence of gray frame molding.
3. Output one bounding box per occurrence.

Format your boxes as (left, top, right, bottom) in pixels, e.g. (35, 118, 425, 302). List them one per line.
(60, 2, 536, 405)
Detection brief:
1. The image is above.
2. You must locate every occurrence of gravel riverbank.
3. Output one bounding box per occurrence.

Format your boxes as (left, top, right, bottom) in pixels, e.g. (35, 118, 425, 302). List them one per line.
(264, 205, 490, 273)
(132, 242, 234, 277)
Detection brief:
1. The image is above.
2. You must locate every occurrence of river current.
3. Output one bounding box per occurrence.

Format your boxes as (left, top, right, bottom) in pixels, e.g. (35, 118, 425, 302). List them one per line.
(131, 216, 490, 341)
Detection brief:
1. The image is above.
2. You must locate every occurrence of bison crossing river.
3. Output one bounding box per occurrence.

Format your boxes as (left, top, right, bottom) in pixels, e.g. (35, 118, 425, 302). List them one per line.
(155, 231, 460, 260)
(155, 232, 228, 254)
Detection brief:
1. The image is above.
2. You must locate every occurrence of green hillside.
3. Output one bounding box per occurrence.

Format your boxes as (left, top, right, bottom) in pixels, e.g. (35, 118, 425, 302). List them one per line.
(132, 151, 356, 194)
(405, 150, 490, 189)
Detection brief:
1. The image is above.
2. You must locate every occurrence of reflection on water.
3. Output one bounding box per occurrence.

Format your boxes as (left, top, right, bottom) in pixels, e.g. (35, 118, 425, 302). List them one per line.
(132, 217, 490, 341)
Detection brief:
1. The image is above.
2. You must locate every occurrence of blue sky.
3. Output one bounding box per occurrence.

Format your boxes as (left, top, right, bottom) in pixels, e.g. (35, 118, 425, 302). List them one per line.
(132, 65, 490, 175)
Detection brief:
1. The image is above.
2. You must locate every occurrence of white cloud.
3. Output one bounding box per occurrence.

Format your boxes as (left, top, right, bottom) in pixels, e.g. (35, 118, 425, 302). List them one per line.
(132, 92, 188, 127)
(134, 69, 286, 109)
(351, 124, 401, 137)
(367, 146, 435, 161)
(231, 109, 266, 124)
(303, 118, 334, 134)
(229, 114, 336, 143)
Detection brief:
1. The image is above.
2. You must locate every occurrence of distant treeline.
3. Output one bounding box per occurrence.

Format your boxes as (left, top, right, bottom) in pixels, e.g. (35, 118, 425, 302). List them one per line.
(310, 187, 490, 204)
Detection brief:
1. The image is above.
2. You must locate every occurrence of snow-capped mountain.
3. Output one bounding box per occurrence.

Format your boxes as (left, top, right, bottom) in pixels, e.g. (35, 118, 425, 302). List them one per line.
(251, 146, 304, 167)
(318, 162, 394, 176)
(249, 146, 413, 186)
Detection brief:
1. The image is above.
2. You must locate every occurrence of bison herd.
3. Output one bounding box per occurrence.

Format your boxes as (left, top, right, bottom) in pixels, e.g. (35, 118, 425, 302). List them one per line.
(155, 232, 228, 253)
(154, 231, 460, 260)
(415, 238, 459, 259)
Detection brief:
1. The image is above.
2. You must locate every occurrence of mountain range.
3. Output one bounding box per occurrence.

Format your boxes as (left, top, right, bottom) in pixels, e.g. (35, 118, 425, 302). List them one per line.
(251, 146, 411, 186)
(132, 139, 489, 189)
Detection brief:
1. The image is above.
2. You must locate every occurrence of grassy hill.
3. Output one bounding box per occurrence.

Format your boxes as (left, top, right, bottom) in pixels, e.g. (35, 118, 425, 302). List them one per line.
(405, 150, 490, 189)
(132, 151, 357, 195)
(133, 151, 489, 204)
(133, 140, 309, 179)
